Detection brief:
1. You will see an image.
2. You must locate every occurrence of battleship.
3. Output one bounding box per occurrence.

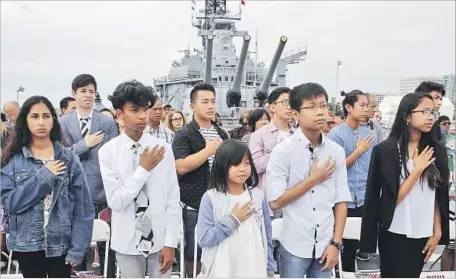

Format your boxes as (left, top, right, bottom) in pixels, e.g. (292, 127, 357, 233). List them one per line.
(152, 0, 307, 125)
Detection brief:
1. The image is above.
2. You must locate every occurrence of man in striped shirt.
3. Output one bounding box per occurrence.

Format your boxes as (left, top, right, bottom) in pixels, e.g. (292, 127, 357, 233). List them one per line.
(145, 97, 175, 144)
(172, 82, 229, 277)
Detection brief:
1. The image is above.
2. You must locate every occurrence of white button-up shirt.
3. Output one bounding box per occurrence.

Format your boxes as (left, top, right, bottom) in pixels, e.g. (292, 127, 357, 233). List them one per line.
(76, 109, 94, 132)
(98, 132, 181, 255)
(266, 129, 351, 259)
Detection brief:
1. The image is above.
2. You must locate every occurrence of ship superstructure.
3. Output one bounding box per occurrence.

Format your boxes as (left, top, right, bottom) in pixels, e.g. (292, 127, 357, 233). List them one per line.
(153, 0, 307, 124)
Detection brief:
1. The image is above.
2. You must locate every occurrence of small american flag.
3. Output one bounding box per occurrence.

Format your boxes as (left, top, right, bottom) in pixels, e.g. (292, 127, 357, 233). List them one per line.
(17, 87, 25, 93)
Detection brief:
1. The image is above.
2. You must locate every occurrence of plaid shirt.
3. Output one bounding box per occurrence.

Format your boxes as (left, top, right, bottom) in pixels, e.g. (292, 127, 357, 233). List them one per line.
(144, 123, 175, 144)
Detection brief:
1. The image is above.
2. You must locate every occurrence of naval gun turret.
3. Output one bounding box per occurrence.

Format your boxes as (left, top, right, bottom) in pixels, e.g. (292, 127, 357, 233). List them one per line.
(255, 36, 288, 106)
(204, 34, 214, 84)
(226, 35, 251, 108)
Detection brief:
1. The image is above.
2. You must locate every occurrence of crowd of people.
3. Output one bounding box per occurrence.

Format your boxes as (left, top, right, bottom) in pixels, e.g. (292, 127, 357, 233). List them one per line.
(0, 74, 454, 278)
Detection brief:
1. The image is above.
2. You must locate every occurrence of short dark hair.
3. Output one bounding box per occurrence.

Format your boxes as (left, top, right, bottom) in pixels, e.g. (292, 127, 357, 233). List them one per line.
(267, 87, 291, 105)
(289, 83, 328, 111)
(437, 115, 450, 125)
(71, 74, 97, 92)
(108, 80, 156, 110)
(190, 82, 216, 103)
(415, 81, 446, 96)
(249, 109, 270, 132)
(341, 89, 365, 116)
(209, 139, 259, 193)
(59, 97, 75, 110)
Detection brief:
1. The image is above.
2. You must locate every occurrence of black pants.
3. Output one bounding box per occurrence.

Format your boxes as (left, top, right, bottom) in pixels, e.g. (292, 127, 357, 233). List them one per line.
(378, 227, 427, 278)
(15, 251, 71, 278)
(75, 202, 116, 278)
(341, 206, 363, 272)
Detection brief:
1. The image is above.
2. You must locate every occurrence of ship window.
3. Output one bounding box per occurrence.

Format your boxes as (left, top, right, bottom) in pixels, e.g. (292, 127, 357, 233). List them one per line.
(225, 60, 229, 64)
(231, 77, 234, 81)
(219, 77, 222, 81)
(225, 76, 228, 81)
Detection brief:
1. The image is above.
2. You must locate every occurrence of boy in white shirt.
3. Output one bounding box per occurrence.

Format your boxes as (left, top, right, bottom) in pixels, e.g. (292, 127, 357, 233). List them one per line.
(267, 83, 351, 278)
(99, 80, 181, 278)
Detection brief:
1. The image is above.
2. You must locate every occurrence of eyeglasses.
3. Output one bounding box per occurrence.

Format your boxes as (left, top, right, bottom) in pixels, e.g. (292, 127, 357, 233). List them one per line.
(441, 121, 452, 126)
(273, 100, 290, 107)
(411, 110, 440, 119)
(242, 122, 249, 126)
(300, 104, 329, 112)
(171, 117, 183, 122)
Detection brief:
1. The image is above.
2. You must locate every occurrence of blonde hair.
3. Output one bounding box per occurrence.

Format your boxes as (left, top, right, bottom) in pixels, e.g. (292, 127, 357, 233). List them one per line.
(165, 110, 188, 132)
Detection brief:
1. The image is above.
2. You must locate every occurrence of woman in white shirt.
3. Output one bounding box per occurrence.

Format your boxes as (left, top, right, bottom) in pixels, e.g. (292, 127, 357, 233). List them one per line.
(360, 93, 450, 278)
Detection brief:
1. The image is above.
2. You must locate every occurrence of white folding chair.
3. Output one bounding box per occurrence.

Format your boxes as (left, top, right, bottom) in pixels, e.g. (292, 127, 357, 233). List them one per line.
(193, 225, 198, 278)
(337, 217, 380, 278)
(424, 197, 456, 271)
(170, 209, 185, 278)
(1, 233, 21, 278)
(271, 218, 283, 241)
(91, 219, 111, 278)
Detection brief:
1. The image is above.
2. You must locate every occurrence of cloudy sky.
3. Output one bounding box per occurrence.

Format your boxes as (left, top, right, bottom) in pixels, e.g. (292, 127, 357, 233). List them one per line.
(1, 1, 455, 107)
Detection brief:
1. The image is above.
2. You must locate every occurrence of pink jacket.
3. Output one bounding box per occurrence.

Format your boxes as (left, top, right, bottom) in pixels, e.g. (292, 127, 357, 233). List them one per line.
(249, 121, 295, 203)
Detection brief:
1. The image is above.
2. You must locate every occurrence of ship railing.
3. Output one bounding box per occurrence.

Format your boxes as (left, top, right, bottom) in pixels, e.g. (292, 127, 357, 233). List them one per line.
(153, 74, 204, 85)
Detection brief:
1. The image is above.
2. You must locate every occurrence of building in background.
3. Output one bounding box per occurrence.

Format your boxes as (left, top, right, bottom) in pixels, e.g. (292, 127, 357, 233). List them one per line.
(373, 93, 386, 104)
(400, 76, 444, 95)
(443, 74, 456, 104)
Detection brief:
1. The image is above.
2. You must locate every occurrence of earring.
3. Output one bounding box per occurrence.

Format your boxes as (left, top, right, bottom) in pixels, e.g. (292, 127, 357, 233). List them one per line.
(406, 122, 409, 125)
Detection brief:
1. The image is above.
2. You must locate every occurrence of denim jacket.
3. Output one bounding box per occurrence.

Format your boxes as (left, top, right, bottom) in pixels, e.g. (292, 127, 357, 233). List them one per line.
(0, 141, 95, 264)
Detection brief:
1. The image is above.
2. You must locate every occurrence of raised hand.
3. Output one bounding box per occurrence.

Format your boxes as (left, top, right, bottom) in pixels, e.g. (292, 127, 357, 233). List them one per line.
(231, 201, 254, 223)
(139, 145, 166, 171)
(45, 160, 66, 176)
(355, 136, 373, 154)
(412, 146, 435, 172)
(205, 138, 222, 156)
(309, 156, 337, 184)
(84, 131, 105, 148)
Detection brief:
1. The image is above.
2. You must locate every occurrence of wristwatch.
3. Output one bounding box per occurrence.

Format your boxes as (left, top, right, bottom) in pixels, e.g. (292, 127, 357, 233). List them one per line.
(330, 240, 344, 250)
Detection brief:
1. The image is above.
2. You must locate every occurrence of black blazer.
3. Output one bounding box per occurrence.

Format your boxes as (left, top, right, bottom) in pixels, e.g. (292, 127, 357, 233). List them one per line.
(359, 138, 450, 253)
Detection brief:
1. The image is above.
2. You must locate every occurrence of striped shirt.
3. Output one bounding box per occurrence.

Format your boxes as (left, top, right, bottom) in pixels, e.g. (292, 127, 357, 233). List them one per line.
(145, 123, 175, 144)
(199, 125, 221, 170)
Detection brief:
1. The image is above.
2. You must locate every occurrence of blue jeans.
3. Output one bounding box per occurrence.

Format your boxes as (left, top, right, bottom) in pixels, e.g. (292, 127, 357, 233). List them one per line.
(183, 206, 202, 261)
(279, 245, 332, 278)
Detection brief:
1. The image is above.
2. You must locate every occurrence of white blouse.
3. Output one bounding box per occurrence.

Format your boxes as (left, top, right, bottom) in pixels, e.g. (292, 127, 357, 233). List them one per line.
(388, 159, 435, 239)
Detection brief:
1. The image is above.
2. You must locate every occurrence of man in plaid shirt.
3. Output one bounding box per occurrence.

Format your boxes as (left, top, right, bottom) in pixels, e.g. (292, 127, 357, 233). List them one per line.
(145, 97, 175, 144)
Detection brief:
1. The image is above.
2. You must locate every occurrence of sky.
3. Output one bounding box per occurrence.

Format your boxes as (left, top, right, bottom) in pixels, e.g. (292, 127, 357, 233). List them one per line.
(1, 0, 455, 107)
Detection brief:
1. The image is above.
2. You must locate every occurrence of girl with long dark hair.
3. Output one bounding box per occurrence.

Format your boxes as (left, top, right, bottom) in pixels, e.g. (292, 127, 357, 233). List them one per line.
(360, 93, 449, 277)
(0, 96, 95, 278)
(196, 139, 276, 277)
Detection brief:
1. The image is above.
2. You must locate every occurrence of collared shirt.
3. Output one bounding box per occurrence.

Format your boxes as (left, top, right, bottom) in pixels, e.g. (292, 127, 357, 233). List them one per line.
(145, 123, 175, 144)
(249, 121, 295, 194)
(266, 129, 351, 259)
(327, 123, 377, 209)
(360, 119, 384, 143)
(98, 132, 181, 255)
(76, 110, 94, 132)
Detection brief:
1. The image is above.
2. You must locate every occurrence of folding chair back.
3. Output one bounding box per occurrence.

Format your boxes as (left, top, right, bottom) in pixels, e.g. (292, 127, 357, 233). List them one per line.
(271, 218, 283, 241)
(343, 217, 362, 241)
(90, 219, 111, 278)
